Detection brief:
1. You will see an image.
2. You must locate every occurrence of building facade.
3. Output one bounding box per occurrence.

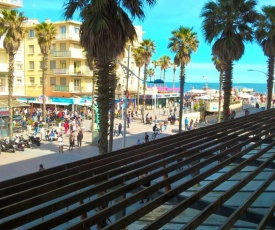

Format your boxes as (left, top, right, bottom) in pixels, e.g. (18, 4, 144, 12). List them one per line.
(0, 0, 24, 97)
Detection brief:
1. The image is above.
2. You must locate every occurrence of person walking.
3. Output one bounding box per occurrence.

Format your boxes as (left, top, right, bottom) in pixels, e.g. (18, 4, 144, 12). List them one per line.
(34, 121, 39, 136)
(77, 130, 83, 147)
(57, 134, 64, 153)
(114, 123, 118, 136)
(144, 132, 149, 143)
(69, 133, 75, 150)
(127, 116, 131, 128)
(118, 123, 123, 136)
(38, 164, 45, 171)
(184, 117, 189, 131)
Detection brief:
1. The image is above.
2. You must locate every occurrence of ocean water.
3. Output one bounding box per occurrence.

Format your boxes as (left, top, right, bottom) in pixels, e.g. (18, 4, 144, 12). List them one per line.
(164, 82, 268, 94)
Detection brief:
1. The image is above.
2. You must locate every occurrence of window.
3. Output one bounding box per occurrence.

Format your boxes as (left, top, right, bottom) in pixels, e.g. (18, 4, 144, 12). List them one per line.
(52, 44, 56, 51)
(60, 26, 66, 34)
(74, 27, 80, 34)
(29, 61, 35, 70)
(60, 43, 66, 51)
(50, 61, 56, 70)
(29, 77, 35, 85)
(50, 77, 56, 85)
(16, 77, 22, 85)
(29, 45, 34, 54)
(60, 61, 66, 69)
(74, 61, 81, 73)
(29, 29, 35, 38)
(60, 77, 66, 86)
(39, 61, 43, 70)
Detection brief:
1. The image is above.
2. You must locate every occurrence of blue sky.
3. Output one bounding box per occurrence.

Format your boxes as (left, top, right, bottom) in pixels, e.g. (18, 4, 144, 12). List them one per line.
(21, 0, 274, 83)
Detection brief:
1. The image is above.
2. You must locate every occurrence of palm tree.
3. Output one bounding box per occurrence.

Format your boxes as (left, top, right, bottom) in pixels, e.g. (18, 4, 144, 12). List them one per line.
(35, 22, 57, 122)
(212, 55, 224, 123)
(64, 0, 156, 154)
(201, 0, 258, 121)
(158, 55, 171, 92)
(139, 39, 156, 123)
(152, 60, 159, 80)
(255, 6, 275, 110)
(146, 68, 155, 82)
(172, 62, 177, 93)
(0, 9, 27, 139)
(168, 26, 199, 133)
(132, 47, 145, 110)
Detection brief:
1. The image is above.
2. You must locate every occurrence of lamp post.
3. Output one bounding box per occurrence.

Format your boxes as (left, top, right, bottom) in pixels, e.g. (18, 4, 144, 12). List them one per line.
(248, 69, 274, 107)
(203, 76, 208, 89)
(122, 45, 131, 148)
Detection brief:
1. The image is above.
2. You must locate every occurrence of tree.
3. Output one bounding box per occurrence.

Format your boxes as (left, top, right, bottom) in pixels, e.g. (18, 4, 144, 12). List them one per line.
(0, 9, 27, 139)
(146, 68, 155, 82)
(212, 55, 224, 123)
(139, 39, 156, 123)
(64, 0, 156, 154)
(255, 6, 275, 110)
(168, 26, 199, 133)
(132, 47, 145, 110)
(158, 55, 171, 92)
(35, 22, 57, 122)
(152, 60, 159, 80)
(172, 62, 177, 93)
(201, 0, 258, 120)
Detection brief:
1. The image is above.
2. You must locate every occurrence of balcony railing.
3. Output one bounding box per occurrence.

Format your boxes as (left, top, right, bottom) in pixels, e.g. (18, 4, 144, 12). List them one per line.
(53, 69, 70, 74)
(51, 51, 71, 57)
(0, 0, 22, 7)
(53, 85, 69, 92)
(54, 33, 80, 41)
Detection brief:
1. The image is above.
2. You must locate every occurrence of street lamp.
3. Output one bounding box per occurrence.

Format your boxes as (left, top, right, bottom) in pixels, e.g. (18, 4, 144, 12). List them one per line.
(203, 76, 208, 89)
(248, 69, 274, 96)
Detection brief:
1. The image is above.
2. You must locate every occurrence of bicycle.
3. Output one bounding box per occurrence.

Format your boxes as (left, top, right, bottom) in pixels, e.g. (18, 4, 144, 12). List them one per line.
(152, 128, 162, 140)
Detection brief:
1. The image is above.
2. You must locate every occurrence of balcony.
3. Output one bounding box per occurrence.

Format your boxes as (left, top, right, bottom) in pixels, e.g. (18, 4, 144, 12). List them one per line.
(53, 69, 70, 74)
(53, 85, 69, 92)
(0, 0, 23, 8)
(51, 49, 86, 59)
(54, 33, 80, 41)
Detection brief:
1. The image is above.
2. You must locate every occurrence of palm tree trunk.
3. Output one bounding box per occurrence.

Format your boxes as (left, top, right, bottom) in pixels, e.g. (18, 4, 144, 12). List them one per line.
(217, 71, 223, 123)
(96, 60, 112, 154)
(137, 67, 141, 111)
(178, 64, 185, 133)
(91, 76, 95, 134)
(172, 69, 176, 93)
(267, 56, 274, 110)
(8, 53, 14, 139)
(223, 61, 233, 121)
(42, 54, 48, 122)
(108, 69, 117, 152)
(142, 64, 148, 123)
(163, 69, 166, 93)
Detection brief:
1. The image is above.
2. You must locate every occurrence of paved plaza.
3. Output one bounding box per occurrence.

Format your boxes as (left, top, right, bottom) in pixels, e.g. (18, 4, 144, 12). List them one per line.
(0, 108, 261, 182)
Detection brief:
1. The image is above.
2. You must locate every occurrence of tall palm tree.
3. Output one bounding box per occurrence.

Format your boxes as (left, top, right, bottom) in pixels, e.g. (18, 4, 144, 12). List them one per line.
(158, 55, 171, 92)
(255, 6, 275, 110)
(0, 9, 26, 139)
(212, 55, 224, 123)
(168, 26, 199, 133)
(64, 0, 156, 154)
(146, 68, 155, 82)
(139, 39, 156, 123)
(35, 22, 57, 122)
(201, 0, 258, 121)
(132, 47, 145, 110)
(172, 61, 177, 93)
(152, 60, 159, 80)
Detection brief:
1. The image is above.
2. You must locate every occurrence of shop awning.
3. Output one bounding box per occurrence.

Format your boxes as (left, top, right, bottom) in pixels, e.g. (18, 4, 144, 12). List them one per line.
(0, 100, 30, 109)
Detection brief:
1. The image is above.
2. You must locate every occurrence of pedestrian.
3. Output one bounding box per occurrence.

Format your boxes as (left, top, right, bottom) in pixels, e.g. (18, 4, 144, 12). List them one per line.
(118, 123, 123, 136)
(69, 133, 75, 150)
(58, 134, 64, 153)
(34, 121, 39, 136)
(144, 132, 149, 143)
(38, 164, 45, 171)
(127, 116, 131, 128)
(164, 118, 168, 131)
(184, 117, 189, 131)
(136, 139, 141, 145)
(64, 120, 69, 134)
(114, 123, 118, 136)
(77, 130, 83, 147)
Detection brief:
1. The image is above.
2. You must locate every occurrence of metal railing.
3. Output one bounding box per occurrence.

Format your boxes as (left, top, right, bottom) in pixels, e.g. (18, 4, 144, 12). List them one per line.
(53, 85, 69, 92)
(52, 69, 69, 74)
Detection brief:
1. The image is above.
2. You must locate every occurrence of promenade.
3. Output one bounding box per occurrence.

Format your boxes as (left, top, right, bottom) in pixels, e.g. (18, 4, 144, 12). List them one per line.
(0, 107, 261, 182)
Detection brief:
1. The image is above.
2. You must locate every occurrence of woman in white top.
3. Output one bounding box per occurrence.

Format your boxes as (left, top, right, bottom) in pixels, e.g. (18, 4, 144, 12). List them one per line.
(58, 134, 64, 153)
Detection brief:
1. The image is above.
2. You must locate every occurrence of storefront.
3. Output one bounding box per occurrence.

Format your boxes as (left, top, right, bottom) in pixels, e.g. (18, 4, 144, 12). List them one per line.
(139, 93, 180, 109)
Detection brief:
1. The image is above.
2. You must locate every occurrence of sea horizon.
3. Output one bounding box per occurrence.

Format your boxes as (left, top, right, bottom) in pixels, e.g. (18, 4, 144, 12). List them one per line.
(160, 82, 268, 94)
